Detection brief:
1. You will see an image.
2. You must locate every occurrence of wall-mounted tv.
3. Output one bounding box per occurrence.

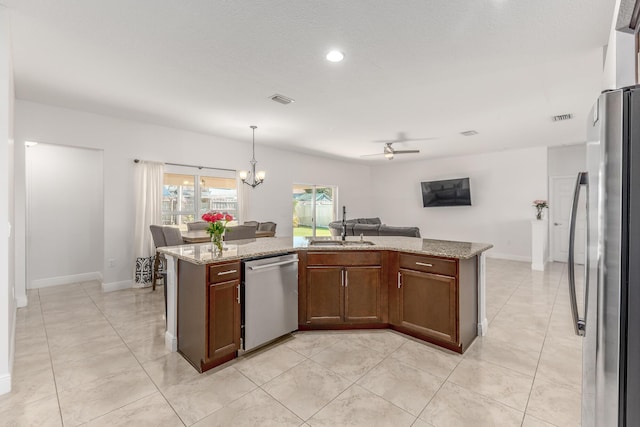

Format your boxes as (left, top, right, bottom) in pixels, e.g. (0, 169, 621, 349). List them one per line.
(421, 178, 471, 207)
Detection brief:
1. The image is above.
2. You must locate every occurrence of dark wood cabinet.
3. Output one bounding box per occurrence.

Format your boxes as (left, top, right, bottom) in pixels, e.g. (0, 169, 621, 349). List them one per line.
(300, 251, 386, 327)
(178, 259, 241, 372)
(390, 253, 478, 353)
(398, 269, 456, 344)
(207, 279, 241, 364)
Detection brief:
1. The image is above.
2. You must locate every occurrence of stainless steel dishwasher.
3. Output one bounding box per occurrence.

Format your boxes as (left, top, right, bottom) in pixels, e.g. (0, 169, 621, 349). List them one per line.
(242, 253, 299, 352)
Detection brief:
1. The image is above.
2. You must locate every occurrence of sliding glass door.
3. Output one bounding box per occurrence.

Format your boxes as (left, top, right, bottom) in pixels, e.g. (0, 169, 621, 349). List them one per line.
(292, 184, 337, 237)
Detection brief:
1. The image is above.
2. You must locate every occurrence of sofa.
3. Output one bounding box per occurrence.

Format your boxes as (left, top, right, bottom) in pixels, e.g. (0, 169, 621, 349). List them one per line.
(328, 217, 420, 238)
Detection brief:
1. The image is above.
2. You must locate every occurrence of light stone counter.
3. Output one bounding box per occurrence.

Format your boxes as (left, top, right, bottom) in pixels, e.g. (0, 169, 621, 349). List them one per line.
(158, 236, 493, 264)
(159, 236, 493, 352)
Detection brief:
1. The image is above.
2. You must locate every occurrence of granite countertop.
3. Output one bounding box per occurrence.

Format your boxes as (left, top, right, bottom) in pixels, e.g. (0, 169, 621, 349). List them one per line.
(158, 236, 493, 265)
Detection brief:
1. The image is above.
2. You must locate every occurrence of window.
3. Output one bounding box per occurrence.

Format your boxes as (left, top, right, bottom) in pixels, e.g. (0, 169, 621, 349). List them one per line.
(162, 170, 238, 229)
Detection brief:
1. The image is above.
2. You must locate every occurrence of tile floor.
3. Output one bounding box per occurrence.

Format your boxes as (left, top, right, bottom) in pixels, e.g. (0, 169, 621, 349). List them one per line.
(1, 259, 582, 426)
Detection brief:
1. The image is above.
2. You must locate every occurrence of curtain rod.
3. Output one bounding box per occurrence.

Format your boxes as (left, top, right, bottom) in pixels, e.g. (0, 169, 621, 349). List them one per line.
(133, 159, 236, 173)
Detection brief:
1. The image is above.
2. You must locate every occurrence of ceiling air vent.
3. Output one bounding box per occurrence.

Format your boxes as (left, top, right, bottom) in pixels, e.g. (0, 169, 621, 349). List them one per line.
(460, 130, 478, 136)
(269, 94, 295, 105)
(552, 114, 573, 122)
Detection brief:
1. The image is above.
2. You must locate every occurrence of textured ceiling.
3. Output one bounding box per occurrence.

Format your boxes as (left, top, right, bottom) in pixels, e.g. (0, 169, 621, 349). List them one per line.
(3, 0, 616, 162)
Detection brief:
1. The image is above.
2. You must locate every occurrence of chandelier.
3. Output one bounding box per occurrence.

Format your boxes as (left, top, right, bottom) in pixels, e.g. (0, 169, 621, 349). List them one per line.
(239, 125, 266, 188)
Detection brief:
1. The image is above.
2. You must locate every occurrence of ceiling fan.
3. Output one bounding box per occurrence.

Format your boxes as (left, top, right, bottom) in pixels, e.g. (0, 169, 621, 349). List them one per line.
(361, 132, 437, 160)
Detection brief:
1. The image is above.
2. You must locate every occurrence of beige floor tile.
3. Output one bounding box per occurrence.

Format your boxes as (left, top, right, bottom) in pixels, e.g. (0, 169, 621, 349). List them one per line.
(536, 336, 582, 388)
(0, 393, 61, 427)
(388, 339, 461, 379)
(193, 388, 302, 427)
(52, 343, 141, 391)
(142, 351, 202, 390)
(284, 331, 340, 357)
(419, 382, 523, 427)
(464, 336, 540, 377)
(522, 414, 559, 427)
(308, 385, 415, 427)
(526, 377, 581, 427)
(126, 332, 172, 364)
(234, 343, 306, 385)
(58, 367, 157, 427)
(411, 419, 435, 427)
(448, 358, 534, 411)
(484, 323, 547, 353)
(0, 366, 57, 413)
(161, 366, 256, 425)
(49, 332, 125, 364)
(357, 358, 443, 416)
(262, 359, 352, 421)
(83, 392, 183, 427)
(311, 340, 386, 382)
(350, 330, 408, 355)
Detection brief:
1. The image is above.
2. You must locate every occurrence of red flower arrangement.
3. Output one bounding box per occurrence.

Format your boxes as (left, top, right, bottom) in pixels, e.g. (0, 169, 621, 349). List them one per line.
(202, 212, 233, 254)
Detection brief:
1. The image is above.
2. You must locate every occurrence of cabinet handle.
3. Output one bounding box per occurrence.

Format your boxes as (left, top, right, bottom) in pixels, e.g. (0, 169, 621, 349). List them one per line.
(397, 272, 402, 289)
(236, 284, 240, 304)
(415, 262, 433, 268)
(345, 270, 349, 288)
(341, 269, 345, 287)
(218, 269, 237, 276)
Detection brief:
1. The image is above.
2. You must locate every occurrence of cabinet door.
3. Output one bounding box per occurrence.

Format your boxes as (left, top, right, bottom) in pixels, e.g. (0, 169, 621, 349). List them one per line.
(399, 269, 457, 344)
(305, 266, 343, 324)
(344, 266, 382, 323)
(207, 280, 241, 362)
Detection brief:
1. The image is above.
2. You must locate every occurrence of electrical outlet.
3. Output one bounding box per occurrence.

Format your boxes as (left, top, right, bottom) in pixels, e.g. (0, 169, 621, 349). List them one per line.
(108, 258, 116, 268)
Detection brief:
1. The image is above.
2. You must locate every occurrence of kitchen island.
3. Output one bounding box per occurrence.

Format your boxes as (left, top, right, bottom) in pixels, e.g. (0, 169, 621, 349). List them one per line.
(159, 236, 492, 371)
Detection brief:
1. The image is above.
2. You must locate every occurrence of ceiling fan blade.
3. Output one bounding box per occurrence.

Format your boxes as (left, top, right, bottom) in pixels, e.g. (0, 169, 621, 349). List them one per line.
(360, 153, 385, 158)
(402, 137, 438, 142)
(393, 150, 420, 154)
(371, 139, 396, 143)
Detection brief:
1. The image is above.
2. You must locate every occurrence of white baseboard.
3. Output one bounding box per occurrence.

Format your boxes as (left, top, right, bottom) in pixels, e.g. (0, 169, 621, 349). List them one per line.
(31, 272, 102, 289)
(0, 373, 11, 395)
(531, 261, 547, 271)
(485, 252, 531, 262)
(15, 295, 28, 308)
(102, 280, 132, 293)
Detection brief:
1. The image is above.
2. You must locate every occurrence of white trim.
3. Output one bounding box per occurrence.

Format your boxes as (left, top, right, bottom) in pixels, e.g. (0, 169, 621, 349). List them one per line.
(477, 253, 488, 336)
(30, 271, 102, 289)
(15, 295, 28, 308)
(485, 252, 530, 262)
(0, 373, 11, 395)
(102, 280, 132, 292)
(165, 255, 178, 352)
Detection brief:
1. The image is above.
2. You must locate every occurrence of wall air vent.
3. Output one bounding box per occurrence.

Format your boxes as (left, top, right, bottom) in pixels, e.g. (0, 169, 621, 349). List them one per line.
(269, 94, 295, 105)
(460, 130, 478, 136)
(552, 114, 573, 122)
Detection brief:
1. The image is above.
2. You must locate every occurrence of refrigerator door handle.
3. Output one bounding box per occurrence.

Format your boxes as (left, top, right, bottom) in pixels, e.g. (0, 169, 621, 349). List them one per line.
(568, 171, 588, 336)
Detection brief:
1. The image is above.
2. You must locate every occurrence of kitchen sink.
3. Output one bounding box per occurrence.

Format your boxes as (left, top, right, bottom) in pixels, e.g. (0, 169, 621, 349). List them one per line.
(308, 240, 375, 246)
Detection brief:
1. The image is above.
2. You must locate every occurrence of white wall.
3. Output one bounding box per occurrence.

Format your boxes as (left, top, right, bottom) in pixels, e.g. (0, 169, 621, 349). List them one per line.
(0, 5, 14, 395)
(13, 100, 372, 291)
(26, 144, 103, 288)
(548, 144, 586, 177)
(370, 147, 548, 261)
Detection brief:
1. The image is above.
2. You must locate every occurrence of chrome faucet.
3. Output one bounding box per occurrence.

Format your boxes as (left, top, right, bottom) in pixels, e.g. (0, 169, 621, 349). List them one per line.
(341, 206, 347, 241)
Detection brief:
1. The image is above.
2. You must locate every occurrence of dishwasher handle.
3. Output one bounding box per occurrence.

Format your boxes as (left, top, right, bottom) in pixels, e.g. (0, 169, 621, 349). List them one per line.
(247, 259, 299, 271)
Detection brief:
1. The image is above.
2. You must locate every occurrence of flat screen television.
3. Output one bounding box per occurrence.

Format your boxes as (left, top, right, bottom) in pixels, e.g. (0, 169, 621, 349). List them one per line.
(421, 178, 471, 207)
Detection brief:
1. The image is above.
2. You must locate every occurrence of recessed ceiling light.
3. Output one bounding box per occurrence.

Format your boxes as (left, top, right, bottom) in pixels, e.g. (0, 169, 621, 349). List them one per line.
(326, 50, 345, 62)
(24, 141, 38, 147)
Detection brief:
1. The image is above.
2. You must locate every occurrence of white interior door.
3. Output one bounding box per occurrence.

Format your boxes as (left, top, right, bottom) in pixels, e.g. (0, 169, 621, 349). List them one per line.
(550, 176, 586, 264)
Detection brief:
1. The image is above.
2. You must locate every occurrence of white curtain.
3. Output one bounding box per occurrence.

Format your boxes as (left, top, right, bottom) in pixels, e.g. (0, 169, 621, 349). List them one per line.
(133, 161, 164, 286)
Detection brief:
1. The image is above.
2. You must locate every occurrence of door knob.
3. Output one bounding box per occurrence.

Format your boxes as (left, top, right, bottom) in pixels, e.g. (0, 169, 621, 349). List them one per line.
(554, 222, 562, 226)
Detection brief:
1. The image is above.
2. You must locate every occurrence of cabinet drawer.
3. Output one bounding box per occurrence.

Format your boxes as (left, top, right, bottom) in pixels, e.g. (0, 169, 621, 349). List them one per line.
(307, 251, 381, 266)
(208, 261, 241, 284)
(399, 253, 456, 276)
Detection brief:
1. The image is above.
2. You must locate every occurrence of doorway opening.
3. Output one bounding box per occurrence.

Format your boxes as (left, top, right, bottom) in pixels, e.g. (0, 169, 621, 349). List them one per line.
(292, 184, 337, 237)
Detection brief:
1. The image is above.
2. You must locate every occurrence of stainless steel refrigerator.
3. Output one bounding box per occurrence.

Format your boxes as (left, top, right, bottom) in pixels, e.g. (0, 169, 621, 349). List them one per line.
(569, 85, 640, 426)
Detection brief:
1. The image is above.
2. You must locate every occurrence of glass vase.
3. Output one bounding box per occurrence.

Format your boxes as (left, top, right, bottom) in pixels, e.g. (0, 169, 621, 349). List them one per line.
(211, 233, 224, 257)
